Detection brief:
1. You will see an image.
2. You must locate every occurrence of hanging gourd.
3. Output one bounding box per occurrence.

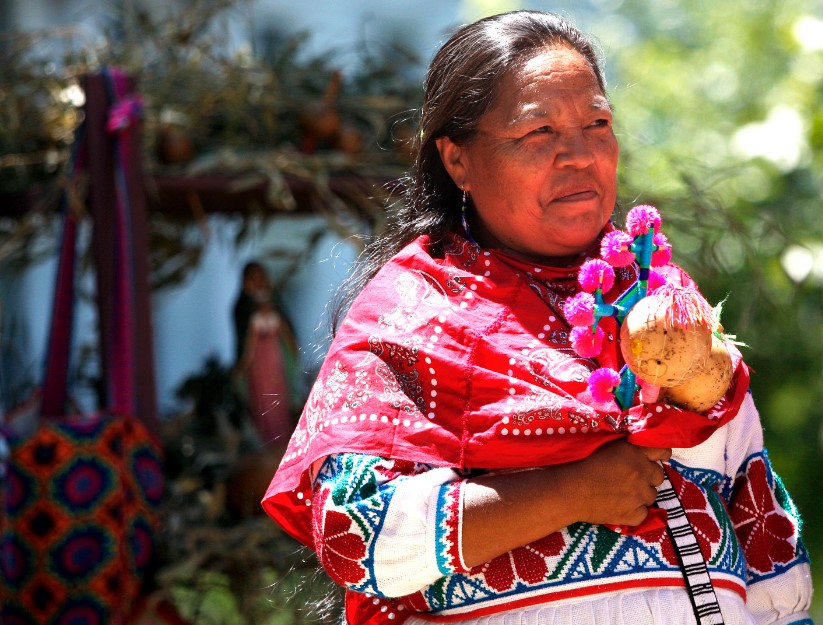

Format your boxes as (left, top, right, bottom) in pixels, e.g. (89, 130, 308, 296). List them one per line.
(564, 204, 737, 413)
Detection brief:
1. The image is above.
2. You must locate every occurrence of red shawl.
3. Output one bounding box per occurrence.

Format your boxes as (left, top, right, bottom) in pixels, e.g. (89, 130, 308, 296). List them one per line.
(262, 230, 748, 548)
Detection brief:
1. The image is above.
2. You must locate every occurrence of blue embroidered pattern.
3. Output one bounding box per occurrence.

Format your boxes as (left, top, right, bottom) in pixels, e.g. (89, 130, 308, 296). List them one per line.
(433, 481, 463, 576)
(314, 452, 810, 617)
(317, 454, 398, 597)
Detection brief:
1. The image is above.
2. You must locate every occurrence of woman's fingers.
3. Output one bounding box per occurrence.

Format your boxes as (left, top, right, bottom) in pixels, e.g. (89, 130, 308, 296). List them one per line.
(644, 483, 659, 506)
(641, 446, 672, 463)
(649, 461, 666, 487)
(638, 446, 670, 488)
(569, 439, 671, 526)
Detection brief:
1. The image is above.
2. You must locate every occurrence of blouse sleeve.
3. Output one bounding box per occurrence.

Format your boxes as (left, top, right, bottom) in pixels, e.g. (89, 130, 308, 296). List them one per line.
(722, 394, 814, 624)
(310, 453, 472, 598)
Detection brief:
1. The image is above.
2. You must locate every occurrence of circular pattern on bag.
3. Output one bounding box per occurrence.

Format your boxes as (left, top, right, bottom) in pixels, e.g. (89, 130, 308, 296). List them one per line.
(131, 446, 164, 506)
(49, 525, 112, 581)
(20, 428, 73, 477)
(52, 457, 113, 513)
(52, 595, 108, 625)
(0, 534, 34, 588)
(127, 516, 154, 572)
(5, 464, 35, 515)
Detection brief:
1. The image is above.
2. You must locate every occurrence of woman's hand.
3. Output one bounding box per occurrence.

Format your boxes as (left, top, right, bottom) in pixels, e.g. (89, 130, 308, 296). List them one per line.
(461, 439, 671, 567)
(572, 439, 671, 527)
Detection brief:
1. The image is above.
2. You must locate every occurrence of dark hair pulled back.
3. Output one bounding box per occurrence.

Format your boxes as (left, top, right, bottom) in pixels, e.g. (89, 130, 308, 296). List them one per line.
(332, 11, 606, 329)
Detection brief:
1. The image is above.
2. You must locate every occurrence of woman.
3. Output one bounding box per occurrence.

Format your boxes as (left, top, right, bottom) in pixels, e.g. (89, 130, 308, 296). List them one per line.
(263, 11, 813, 625)
(236, 296, 293, 444)
(233, 261, 294, 445)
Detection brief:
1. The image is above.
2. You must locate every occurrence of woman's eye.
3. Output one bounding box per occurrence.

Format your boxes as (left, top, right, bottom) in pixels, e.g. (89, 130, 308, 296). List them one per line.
(588, 119, 611, 128)
(531, 126, 553, 135)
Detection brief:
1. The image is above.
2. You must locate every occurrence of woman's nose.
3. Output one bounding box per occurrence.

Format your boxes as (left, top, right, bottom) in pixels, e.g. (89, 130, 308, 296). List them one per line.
(555, 130, 596, 169)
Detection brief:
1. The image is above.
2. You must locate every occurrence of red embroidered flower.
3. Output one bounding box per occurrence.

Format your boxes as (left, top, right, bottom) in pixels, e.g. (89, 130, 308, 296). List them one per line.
(671, 469, 721, 558)
(471, 533, 565, 592)
(730, 457, 796, 574)
(645, 468, 721, 565)
(314, 487, 368, 586)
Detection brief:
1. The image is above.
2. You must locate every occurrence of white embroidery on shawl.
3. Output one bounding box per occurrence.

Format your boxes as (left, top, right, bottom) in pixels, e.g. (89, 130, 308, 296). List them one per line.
(365, 269, 455, 417)
(508, 390, 599, 430)
(378, 271, 450, 334)
(527, 346, 593, 385)
(509, 390, 566, 426)
(369, 335, 426, 415)
(343, 368, 374, 411)
(301, 360, 350, 443)
(443, 236, 480, 268)
(413, 270, 453, 307)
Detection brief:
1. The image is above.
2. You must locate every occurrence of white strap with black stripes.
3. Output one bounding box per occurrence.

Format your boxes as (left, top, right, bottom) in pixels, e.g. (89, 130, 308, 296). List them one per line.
(655, 466, 725, 625)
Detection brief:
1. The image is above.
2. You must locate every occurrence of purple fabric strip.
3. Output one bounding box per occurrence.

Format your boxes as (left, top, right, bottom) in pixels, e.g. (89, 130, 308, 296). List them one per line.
(41, 69, 158, 430)
(40, 203, 78, 418)
(40, 131, 88, 418)
(104, 67, 139, 416)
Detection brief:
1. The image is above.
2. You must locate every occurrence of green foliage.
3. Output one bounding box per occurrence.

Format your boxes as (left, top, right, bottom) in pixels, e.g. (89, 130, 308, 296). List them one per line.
(602, 0, 823, 615)
(3, 0, 823, 619)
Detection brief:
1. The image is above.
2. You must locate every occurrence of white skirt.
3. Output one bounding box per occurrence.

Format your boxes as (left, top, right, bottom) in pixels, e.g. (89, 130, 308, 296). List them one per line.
(404, 587, 757, 625)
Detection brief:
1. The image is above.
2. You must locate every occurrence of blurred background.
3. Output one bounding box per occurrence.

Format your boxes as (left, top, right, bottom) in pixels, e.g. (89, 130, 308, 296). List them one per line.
(1, 0, 821, 623)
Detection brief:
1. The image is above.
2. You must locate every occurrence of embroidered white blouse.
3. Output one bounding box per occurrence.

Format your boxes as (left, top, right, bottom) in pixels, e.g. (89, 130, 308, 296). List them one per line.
(310, 395, 813, 624)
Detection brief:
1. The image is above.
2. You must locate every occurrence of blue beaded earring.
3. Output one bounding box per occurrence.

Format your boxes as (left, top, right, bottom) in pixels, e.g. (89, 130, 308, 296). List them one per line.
(461, 188, 477, 243)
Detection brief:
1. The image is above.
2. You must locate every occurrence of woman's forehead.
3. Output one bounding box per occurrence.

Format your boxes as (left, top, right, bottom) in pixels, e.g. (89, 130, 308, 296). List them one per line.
(485, 47, 607, 128)
(512, 46, 599, 91)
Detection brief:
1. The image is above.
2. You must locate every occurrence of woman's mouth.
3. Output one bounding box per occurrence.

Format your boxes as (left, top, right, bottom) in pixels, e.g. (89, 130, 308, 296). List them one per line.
(555, 190, 597, 202)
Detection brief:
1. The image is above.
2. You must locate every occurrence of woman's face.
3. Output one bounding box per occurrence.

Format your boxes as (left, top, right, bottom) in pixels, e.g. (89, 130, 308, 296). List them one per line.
(437, 46, 619, 264)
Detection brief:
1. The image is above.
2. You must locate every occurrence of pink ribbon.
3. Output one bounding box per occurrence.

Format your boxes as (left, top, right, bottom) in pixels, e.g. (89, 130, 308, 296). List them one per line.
(106, 95, 143, 133)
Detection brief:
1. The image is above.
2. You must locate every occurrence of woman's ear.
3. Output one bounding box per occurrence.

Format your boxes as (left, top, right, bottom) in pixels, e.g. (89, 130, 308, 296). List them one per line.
(435, 136, 468, 190)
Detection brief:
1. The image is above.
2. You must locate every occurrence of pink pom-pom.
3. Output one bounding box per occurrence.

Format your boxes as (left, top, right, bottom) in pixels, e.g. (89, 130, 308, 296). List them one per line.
(600, 231, 635, 267)
(626, 205, 661, 236)
(651, 232, 672, 266)
(588, 367, 621, 403)
(570, 325, 605, 358)
(647, 268, 668, 292)
(578, 259, 615, 293)
(563, 292, 596, 327)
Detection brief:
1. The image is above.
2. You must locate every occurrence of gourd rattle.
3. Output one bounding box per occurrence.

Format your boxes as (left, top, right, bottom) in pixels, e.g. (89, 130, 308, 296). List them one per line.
(563, 205, 734, 412)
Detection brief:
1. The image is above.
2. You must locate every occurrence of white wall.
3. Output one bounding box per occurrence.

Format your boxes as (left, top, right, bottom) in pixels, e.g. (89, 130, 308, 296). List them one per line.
(0, 0, 608, 418)
(150, 214, 359, 415)
(0, 213, 358, 417)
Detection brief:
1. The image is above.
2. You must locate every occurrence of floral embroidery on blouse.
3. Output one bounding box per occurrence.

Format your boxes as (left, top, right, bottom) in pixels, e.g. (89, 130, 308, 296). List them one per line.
(730, 452, 804, 578)
(312, 454, 467, 598)
(311, 451, 810, 621)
